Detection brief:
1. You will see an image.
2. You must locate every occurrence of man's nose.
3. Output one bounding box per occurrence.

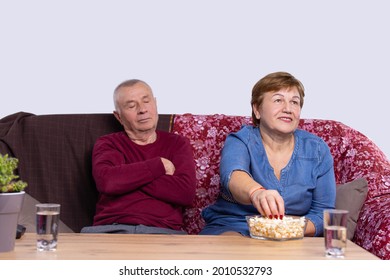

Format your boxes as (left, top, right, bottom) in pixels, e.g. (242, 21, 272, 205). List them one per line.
(138, 104, 147, 113)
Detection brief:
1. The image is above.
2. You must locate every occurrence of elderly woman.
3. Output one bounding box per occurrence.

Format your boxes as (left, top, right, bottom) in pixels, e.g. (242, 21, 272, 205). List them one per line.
(200, 72, 336, 237)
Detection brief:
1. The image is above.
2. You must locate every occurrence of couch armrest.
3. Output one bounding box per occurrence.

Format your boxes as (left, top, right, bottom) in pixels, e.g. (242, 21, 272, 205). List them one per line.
(0, 141, 12, 157)
(354, 194, 390, 260)
(1, 112, 34, 157)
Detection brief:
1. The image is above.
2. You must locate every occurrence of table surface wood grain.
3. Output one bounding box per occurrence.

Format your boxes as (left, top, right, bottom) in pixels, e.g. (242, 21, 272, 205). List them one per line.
(0, 233, 379, 260)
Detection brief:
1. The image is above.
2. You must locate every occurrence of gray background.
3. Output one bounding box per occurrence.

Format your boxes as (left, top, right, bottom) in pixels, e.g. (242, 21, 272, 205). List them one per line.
(1, 0, 388, 158)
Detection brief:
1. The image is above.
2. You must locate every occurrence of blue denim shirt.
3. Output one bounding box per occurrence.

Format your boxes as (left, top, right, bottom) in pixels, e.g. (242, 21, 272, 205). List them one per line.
(201, 125, 336, 237)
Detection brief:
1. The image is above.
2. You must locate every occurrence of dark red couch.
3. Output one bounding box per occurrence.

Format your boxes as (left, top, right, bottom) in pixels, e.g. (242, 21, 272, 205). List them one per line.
(1, 112, 389, 259)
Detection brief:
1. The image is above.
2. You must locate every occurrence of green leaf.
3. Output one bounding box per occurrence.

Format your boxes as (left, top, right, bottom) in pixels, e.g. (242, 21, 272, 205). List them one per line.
(0, 154, 28, 193)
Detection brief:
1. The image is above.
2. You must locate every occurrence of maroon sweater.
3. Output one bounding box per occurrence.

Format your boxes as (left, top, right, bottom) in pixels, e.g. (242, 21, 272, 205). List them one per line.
(92, 130, 197, 231)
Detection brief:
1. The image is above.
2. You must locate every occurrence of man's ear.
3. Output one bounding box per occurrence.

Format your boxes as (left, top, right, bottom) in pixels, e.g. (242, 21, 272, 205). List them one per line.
(154, 97, 158, 112)
(113, 111, 122, 125)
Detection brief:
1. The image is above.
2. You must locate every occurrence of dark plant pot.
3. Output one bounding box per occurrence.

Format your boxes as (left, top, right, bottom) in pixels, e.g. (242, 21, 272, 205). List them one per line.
(0, 191, 25, 252)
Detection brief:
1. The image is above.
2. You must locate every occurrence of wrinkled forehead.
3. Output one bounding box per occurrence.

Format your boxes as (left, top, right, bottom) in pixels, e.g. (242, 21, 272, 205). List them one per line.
(270, 88, 301, 98)
(114, 82, 154, 110)
(256, 86, 303, 105)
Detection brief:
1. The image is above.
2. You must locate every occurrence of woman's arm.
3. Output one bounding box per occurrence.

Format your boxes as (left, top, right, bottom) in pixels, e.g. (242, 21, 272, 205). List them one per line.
(220, 132, 285, 218)
(230, 170, 285, 219)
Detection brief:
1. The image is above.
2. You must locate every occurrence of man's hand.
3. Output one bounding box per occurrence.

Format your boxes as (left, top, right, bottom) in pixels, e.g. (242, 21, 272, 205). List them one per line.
(161, 157, 175, 175)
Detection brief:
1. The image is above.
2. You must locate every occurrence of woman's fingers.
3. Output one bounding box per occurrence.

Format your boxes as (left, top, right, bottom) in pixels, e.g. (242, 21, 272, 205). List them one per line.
(275, 195, 285, 219)
(253, 190, 284, 219)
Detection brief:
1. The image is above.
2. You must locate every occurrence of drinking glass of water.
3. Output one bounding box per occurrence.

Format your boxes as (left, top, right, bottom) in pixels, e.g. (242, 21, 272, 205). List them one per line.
(36, 203, 60, 251)
(323, 209, 348, 258)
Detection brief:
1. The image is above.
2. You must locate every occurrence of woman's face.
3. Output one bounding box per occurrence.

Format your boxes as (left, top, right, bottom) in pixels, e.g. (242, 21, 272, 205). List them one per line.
(253, 87, 301, 136)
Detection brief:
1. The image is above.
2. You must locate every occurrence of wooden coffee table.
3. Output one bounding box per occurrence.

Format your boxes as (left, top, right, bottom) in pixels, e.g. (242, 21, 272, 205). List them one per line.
(0, 233, 379, 260)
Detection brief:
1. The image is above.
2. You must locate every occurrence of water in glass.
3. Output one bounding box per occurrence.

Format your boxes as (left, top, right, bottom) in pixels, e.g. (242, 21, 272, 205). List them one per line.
(36, 210, 60, 251)
(324, 225, 347, 257)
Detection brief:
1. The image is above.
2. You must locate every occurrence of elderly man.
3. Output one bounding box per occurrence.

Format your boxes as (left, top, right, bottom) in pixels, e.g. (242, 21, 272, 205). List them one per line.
(81, 79, 196, 234)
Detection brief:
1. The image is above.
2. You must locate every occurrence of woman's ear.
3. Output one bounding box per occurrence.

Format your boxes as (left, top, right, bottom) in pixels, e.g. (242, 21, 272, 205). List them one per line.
(252, 104, 261, 120)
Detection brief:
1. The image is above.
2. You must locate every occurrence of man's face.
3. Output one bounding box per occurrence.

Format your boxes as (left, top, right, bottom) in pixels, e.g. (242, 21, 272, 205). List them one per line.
(114, 82, 158, 137)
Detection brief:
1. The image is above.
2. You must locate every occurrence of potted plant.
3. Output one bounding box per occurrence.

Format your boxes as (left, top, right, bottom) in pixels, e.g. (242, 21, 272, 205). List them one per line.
(0, 153, 27, 252)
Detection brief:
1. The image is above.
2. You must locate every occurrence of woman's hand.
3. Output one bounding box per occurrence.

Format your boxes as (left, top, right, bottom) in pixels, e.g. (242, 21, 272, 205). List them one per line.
(228, 170, 285, 219)
(250, 188, 285, 219)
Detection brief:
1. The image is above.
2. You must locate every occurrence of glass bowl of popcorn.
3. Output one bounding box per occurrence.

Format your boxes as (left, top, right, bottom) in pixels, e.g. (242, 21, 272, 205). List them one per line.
(246, 215, 307, 241)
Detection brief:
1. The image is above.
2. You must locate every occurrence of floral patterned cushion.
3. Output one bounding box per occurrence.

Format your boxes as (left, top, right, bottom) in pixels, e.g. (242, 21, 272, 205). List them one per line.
(172, 114, 390, 260)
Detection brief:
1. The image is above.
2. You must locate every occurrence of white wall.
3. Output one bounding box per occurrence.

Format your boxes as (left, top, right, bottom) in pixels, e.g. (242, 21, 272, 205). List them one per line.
(1, 0, 389, 159)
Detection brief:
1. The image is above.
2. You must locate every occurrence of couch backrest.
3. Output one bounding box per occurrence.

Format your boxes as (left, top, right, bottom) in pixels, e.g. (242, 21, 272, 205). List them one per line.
(298, 119, 390, 198)
(172, 114, 390, 234)
(1, 112, 389, 234)
(0, 112, 173, 233)
(172, 114, 251, 234)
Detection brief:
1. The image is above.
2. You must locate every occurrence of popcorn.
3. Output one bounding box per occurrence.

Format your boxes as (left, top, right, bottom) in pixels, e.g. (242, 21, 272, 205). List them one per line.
(247, 216, 306, 240)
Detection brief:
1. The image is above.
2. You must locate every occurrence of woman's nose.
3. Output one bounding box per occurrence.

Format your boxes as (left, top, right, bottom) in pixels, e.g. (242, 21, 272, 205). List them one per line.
(283, 103, 292, 113)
